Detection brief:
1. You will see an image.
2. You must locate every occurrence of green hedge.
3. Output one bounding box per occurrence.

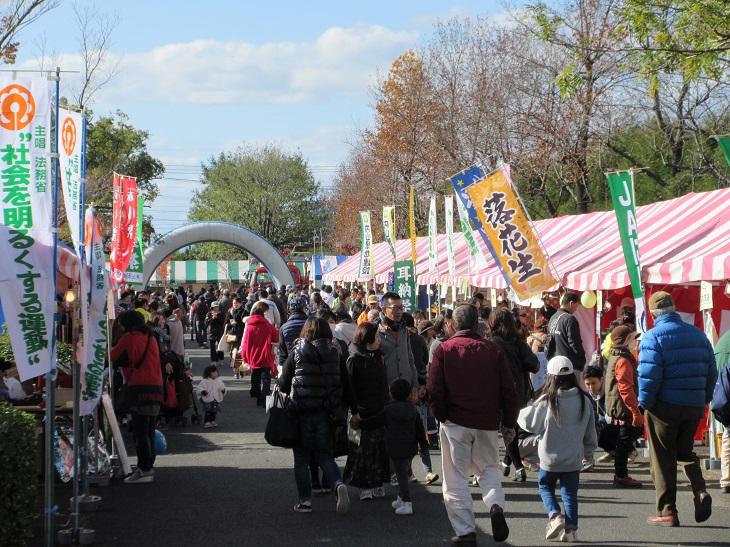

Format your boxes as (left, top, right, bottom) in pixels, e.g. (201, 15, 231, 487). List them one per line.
(0, 328, 74, 374)
(0, 403, 38, 547)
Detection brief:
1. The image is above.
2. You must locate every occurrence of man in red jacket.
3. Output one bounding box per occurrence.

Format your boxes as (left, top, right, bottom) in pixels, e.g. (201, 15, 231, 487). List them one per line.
(428, 304, 518, 545)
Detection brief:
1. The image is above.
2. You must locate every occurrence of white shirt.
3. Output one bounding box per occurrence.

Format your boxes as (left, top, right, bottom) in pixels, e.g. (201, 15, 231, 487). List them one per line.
(196, 377, 226, 403)
(260, 299, 281, 327)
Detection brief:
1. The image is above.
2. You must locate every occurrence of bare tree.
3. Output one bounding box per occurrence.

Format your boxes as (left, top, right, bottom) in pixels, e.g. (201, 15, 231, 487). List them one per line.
(0, 0, 59, 64)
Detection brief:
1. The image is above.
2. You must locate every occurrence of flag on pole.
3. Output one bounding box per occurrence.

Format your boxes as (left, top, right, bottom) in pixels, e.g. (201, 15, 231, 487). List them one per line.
(409, 185, 417, 265)
(607, 170, 647, 331)
(358, 211, 374, 279)
(715, 135, 730, 166)
(456, 194, 486, 272)
(451, 165, 558, 300)
(110, 173, 138, 283)
(124, 196, 145, 286)
(382, 206, 396, 260)
(58, 107, 84, 255)
(0, 76, 55, 380)
(444, 195, 456, 279)
(428, 197, 438, 272)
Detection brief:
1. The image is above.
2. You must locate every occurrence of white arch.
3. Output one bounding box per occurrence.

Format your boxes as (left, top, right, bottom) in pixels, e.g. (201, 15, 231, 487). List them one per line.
(143, 221, 295, 289)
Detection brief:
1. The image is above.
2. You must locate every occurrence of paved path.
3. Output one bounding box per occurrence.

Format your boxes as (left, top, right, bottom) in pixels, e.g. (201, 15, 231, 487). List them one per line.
(50, 341, 730, 547)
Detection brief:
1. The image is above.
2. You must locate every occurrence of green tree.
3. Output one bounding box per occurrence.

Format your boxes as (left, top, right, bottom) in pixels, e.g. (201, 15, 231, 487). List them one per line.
(189, 145, 326, 255)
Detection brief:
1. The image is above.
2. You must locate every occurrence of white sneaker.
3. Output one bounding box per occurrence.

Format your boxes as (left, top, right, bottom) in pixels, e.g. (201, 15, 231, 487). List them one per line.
(124, 469, 154, 484)
(395, 501, 413, 515)
(545, 515, 564, 540)
(424, 472, 439, 485)
(391, 496, 404, 509)
(390, 474, 399, 487)
(335, 483, 350, 514)
(372, 486, 385, 498)
(597, 452, 614, 463)
(359, 489, 374, 501)
(560, 529, 577, 542)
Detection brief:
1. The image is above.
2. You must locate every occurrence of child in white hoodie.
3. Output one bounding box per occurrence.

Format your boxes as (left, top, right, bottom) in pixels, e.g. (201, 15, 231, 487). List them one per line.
(197, 365, 226, 428)
(518, 356, 597, 543)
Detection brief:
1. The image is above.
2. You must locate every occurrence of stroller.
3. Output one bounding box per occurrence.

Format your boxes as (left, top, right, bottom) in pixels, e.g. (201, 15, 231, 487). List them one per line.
(160, 351, 201, 426)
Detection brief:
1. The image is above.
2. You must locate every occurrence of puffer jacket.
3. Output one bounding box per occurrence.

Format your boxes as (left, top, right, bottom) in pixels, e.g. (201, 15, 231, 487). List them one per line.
(278, 311, 308, 366)
(288, 338, 343, 414)
(638, 312, 717, 410)
(347, 348, 388, 423)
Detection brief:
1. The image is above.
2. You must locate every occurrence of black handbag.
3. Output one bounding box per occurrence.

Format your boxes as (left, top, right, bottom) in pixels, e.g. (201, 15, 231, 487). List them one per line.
(264, 387, 300, 448)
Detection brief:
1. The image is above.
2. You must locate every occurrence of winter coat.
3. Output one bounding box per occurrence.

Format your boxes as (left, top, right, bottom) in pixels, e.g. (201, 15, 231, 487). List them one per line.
(196, 377, 226, 403)
(378, 321, 418, 388)
(239, 314, 279, 370)
(546, 310, 586, 371)
(711, 330, 730, 426)
(278, 311, 308, 366)
(383, 400, 427, 460)
(489, 334, 539, 407)
(280, 338, 343, 415)
(409, 328, 429, 387)
(111, 331, 163, 406)
(166, 314, 185, 357)
(205, 312, 225, 342)
(334, 321, 357, 353)
(605, 348, 640, 422)
(226, 306, 246, 346)
(347, 348, 388, 423)
(638, 312, 717, 410)
(428, 330, 518, 430)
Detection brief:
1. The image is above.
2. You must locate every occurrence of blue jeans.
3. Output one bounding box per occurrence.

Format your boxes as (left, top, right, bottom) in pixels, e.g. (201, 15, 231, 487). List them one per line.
(538, 468, 580, 530)
(292, 411, 343, 501)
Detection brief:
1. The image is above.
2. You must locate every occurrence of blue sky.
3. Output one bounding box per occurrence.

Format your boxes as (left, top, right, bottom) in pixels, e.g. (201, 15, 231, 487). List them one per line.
(16, 0, 513, 234)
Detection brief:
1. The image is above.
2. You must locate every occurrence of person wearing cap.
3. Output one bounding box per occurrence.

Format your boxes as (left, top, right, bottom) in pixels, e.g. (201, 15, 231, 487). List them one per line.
(205, 301, 226, 363)
(638, 291, 718, 527)
(604, 324, 643, 488)
(428, 304, 517, 545)
(357, 294, 380, 325)
(518, 355, 597, 543)
(546, 292, 586, 373)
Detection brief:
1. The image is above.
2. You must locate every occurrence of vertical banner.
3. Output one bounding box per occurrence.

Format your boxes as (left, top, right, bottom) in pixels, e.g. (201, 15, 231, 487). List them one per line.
(428, 196, 438, 272)
(444, 195, 456, 279)
(607, 170, 647, 332)
(451, 165, 558, 300)
(394, 260, 417, 313)
(409, 185, 417, 265)
(0, 77, 55, 381)
(715, 135, 730, 166)
(124, 196, 144, 286)
(456, 194, 485, 272)
(358, 211, 373, 279)
(109, 173, 138, 283)
(79, 207, 108, 416)
(382, 206, 396, 260)
(58, 107, 83, 255)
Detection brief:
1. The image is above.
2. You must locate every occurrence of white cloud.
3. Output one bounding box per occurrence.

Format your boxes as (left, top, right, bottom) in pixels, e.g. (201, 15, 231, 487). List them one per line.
(22, 23, 418, 106)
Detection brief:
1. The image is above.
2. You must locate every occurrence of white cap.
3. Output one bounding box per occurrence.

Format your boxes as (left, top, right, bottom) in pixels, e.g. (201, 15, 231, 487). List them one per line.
(547, 356, 574, 376)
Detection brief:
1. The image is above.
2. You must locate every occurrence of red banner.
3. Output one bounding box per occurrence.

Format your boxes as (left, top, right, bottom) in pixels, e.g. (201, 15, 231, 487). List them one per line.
(110, 173, 138, 282)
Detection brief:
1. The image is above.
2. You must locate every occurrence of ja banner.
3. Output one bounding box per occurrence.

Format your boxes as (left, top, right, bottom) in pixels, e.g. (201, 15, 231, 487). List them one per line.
(358, 211, 373, 279)
(393, 260, 417, 313)
(58, 107, 84, 255)
(110, 173, 138, 283)
(0, 77, 55, 381)
(409, 185, 417, 264)
(607, 170, 647, 331)
(382, 206, 396, 260)
(428, 197, 438, 272)
(444, 196, 456, 279)
(79, 207, 108, 416)
(451, 165, 558, 300)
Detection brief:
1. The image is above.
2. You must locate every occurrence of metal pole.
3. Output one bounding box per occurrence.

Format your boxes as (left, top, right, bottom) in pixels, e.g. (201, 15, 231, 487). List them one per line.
(45, 66, 61, 547)
(71, 294, 81, 541)
(79, 110, 89, 498)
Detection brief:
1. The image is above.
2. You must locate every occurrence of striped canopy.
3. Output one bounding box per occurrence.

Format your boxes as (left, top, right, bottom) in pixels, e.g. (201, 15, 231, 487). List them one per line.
(150, 260, 251, 285)
(323, 188, 730, 289)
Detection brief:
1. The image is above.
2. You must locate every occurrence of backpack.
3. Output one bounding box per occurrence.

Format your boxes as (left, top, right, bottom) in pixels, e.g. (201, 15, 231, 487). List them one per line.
(712, 364, 730, 426)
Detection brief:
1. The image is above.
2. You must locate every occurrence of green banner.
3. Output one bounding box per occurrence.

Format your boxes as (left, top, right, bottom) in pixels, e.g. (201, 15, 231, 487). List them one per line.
(716, 135, 730, 166)
(607, 170, 647, 330)
(393, 260, 417, 313)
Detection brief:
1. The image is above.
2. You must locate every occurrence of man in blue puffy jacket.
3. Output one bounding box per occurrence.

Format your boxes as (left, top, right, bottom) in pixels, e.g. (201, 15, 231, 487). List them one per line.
(638, 291, 717, 527)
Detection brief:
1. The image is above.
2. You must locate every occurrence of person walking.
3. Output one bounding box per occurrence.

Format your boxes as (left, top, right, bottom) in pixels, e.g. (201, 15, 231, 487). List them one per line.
(711, 329, 730, 494)
(205, 301, 226, 364)
(278, 317, 351, 514)
(378, 292, 418, 390)
(638, 291, 718, 526)
(518, 356, 597, 543)
(278, 296, 309, 367)
(546, 292, 586, 373)
(240, 302, 280, 406)
(428, 304, 518, 545)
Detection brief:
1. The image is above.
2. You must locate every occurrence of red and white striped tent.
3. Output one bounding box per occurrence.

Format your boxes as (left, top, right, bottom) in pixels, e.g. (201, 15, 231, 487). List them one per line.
(323, 188, 730, 289)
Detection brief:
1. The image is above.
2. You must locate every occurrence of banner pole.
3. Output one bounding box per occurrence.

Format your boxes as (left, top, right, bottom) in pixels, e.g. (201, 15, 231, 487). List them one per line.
(45, 65, 61, 547)
(79, 112, 90, 497)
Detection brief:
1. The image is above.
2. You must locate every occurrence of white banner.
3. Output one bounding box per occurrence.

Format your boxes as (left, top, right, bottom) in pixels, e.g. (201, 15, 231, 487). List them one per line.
(456, 194, 486, 272)
(358, 211, 373, 279)
(79, 207, 109, 415)
(59, 107, 83, 255)
(428, 197, 438, 272)
(0, 77, 55, 381)
(382, 206, 396, 260)
(445, 195, 456, 278)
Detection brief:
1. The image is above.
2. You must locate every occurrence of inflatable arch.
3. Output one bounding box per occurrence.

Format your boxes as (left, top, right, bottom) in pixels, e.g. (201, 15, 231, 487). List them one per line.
(142, 221, 295, 289)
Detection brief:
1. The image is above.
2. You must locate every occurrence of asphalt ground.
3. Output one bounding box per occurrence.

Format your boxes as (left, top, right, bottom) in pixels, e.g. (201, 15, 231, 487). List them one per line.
(41, 340, 730, 547)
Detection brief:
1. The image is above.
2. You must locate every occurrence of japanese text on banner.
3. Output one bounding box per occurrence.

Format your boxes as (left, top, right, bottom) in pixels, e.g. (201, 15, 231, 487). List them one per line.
(382, 206, 396, 260)
(58, 107, 84, 255)
(358, 211, 373, 279)
(109, 173, 138, 282)
(393, 260, 417, 313)
(428, 196, 438, 272)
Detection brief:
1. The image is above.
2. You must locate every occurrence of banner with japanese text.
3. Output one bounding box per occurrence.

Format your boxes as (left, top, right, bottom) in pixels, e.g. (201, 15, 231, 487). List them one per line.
(382, 206, 396, 260)
(0, 77, 55, 380)
(79, 207, 108, 415)
(451, 165, 557, 300)
(124, 196, 144, 286)
(607, 170, 647, 331)
(444, 195, 456, 278)
(428, 196, 437, 272)
(393, 260, 417, 313)
(409, 185, 417, 264)
(58, 107, 84, 255)
(358, 211, 373, 279)
(456, 193, 486, 272)
(110, 173, 138, 283)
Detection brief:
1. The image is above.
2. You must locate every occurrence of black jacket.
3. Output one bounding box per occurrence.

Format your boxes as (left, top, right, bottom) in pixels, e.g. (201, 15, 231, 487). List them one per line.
(364, 400, 428, 459)
(205, 312, 225, 342)
(279, 338, 343, 414)
(278, 311, 308, 366)
(546, 310, 586, 371)
(489, 335, 540, 406)
(347, 349, 388, 424)
(226, 307, 246, 345)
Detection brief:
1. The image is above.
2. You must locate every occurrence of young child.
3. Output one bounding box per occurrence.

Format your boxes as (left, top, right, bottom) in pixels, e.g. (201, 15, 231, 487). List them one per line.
(383, 379, 429, 516)
(196, 365, 226, 428)
(518, 356, 597, 543)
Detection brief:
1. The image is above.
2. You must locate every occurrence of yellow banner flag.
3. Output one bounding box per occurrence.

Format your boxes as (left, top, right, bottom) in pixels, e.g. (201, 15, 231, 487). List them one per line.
(409, 185, 417, 265)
